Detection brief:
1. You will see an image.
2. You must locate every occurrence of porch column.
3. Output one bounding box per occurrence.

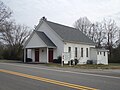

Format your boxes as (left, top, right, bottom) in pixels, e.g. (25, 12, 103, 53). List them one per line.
(31, 49, 34, 62)
(24, 48, 27, 63)
(47, 47, 49, 63)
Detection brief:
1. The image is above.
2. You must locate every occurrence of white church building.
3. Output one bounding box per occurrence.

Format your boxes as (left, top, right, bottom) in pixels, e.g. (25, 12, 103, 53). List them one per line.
(23, 17, 108, 65)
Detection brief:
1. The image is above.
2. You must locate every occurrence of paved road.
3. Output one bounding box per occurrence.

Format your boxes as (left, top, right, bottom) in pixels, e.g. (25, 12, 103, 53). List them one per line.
(0, 63, 120, 90)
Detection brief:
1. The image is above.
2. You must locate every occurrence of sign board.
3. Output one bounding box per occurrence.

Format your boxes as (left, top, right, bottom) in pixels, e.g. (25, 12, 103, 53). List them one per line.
(62, 52, 70, 64)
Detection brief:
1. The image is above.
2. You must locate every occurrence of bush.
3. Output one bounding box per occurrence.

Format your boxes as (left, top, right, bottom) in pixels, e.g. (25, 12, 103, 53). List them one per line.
(53, 56, 62, 63)
(110, 45, 120, 63)
(87, 60, 93, 64)
(74, 59, 79, 65)
(26, 58, 32, 62)
(68, 60, 73, 65)
(2, 47, 23, 60)
(68, 59, 78, 65)
(58, 56, 62, 61)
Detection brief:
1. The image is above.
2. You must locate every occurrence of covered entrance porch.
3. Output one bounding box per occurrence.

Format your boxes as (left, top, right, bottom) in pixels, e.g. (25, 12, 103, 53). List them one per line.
(24, 47, 56, 63)
(23, 31, 56, 63)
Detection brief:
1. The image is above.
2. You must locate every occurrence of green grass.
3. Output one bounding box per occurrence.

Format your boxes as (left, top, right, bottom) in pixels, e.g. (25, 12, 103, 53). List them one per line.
(44, 63, 120, 69)
(0, 59, 120, 69)
(0, 59, 22, 63)
(44, 63, 62, 67)
(109, 63, 120, 66)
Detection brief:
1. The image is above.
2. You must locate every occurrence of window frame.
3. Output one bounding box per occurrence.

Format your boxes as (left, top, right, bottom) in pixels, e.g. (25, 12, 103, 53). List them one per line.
(81, 48, 83, 57)
(86, 48, 88, 57)
(68, 47, 71, 53)
(104, 52, 105, 56)
(75, 47, 77, 57)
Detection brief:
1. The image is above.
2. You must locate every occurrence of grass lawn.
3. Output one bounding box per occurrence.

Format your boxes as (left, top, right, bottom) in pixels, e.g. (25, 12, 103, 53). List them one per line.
(0, 59, 22, 63)
(74, 63, 120, 69)
(45, 63, 120, 69)
(0, 59, 120, 69)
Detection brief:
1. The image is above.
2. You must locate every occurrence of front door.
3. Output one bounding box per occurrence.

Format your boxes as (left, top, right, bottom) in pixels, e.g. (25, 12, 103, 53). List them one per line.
(35, 48, 39, 62)
(48, 48, 53, 62)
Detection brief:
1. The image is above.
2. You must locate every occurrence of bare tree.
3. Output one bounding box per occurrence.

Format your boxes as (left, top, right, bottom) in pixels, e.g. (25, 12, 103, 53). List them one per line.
(0, 1, 12, 26)
(88, 23, 96, 41)
(0, 21, 31, 59)
(0, 1, 32, 60)
(74, 17, 119, 48)
(74, 17, 120, 62)
(103, 19, 118, 47)
(102, 19, 119, 59)
(1, 21, 31, 45)
(73, 17, 106, 47)
(73, 17, 92, 35)
(114, 29, 120, 47)
(92, 22, 106, 48)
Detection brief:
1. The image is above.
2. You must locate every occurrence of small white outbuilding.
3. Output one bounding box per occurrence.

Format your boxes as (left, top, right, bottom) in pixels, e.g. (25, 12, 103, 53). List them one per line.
(90, 48, 109, 65)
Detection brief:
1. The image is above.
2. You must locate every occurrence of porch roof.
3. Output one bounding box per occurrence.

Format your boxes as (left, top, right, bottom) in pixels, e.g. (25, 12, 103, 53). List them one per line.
(35, 31, 56, 47)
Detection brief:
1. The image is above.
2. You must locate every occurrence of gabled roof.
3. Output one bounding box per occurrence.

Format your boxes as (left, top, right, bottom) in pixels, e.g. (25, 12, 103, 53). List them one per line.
(44, 20, 95, 45)
(35, 31, 56, 47)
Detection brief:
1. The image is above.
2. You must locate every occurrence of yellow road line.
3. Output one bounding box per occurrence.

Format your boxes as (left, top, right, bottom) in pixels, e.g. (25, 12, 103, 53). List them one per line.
(0, 69, 97, 90)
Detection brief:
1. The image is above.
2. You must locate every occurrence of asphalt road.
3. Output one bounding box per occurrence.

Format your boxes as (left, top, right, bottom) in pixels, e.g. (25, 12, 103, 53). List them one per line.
(0, 63, 120, 90)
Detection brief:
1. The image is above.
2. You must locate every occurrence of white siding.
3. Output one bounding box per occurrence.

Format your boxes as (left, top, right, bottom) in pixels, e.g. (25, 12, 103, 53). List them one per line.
(25, 33, 46, 48)
(37, 21, 64, 59)
(28, 48, 48, 63)
(26, 49, 35, 62)
(90, 48, 97, 60)
(90, 48, 108, 65)
(97, 51, 108, 65)
(27, 49, 32, 58)
(39, 48, 47, 63)
(64, 42, 95, 64)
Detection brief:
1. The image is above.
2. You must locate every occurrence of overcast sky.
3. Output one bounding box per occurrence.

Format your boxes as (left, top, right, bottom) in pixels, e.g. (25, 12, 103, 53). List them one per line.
(3, 0, 120, 28)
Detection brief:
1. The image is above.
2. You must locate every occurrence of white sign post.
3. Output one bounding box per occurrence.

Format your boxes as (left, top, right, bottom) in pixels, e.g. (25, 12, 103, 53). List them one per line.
(62, 52, 70, 66)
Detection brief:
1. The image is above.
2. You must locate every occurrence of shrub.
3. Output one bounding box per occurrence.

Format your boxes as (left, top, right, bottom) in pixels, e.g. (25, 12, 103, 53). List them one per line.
(87, 60, 93, 64)
(53, 56, 62, 63)
(26, 58, 32, 62)
(68, 60, 74, 65)
(74, 59, 79, 65)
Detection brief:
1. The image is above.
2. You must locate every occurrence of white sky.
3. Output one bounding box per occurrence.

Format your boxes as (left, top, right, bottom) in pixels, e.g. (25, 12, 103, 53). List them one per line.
(3, 0, 120, 28)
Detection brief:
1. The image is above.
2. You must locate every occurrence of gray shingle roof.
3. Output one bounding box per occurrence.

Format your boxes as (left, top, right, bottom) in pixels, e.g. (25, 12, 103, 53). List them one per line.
(45, 20, 95, 45)
(35, 31, 56, 47)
